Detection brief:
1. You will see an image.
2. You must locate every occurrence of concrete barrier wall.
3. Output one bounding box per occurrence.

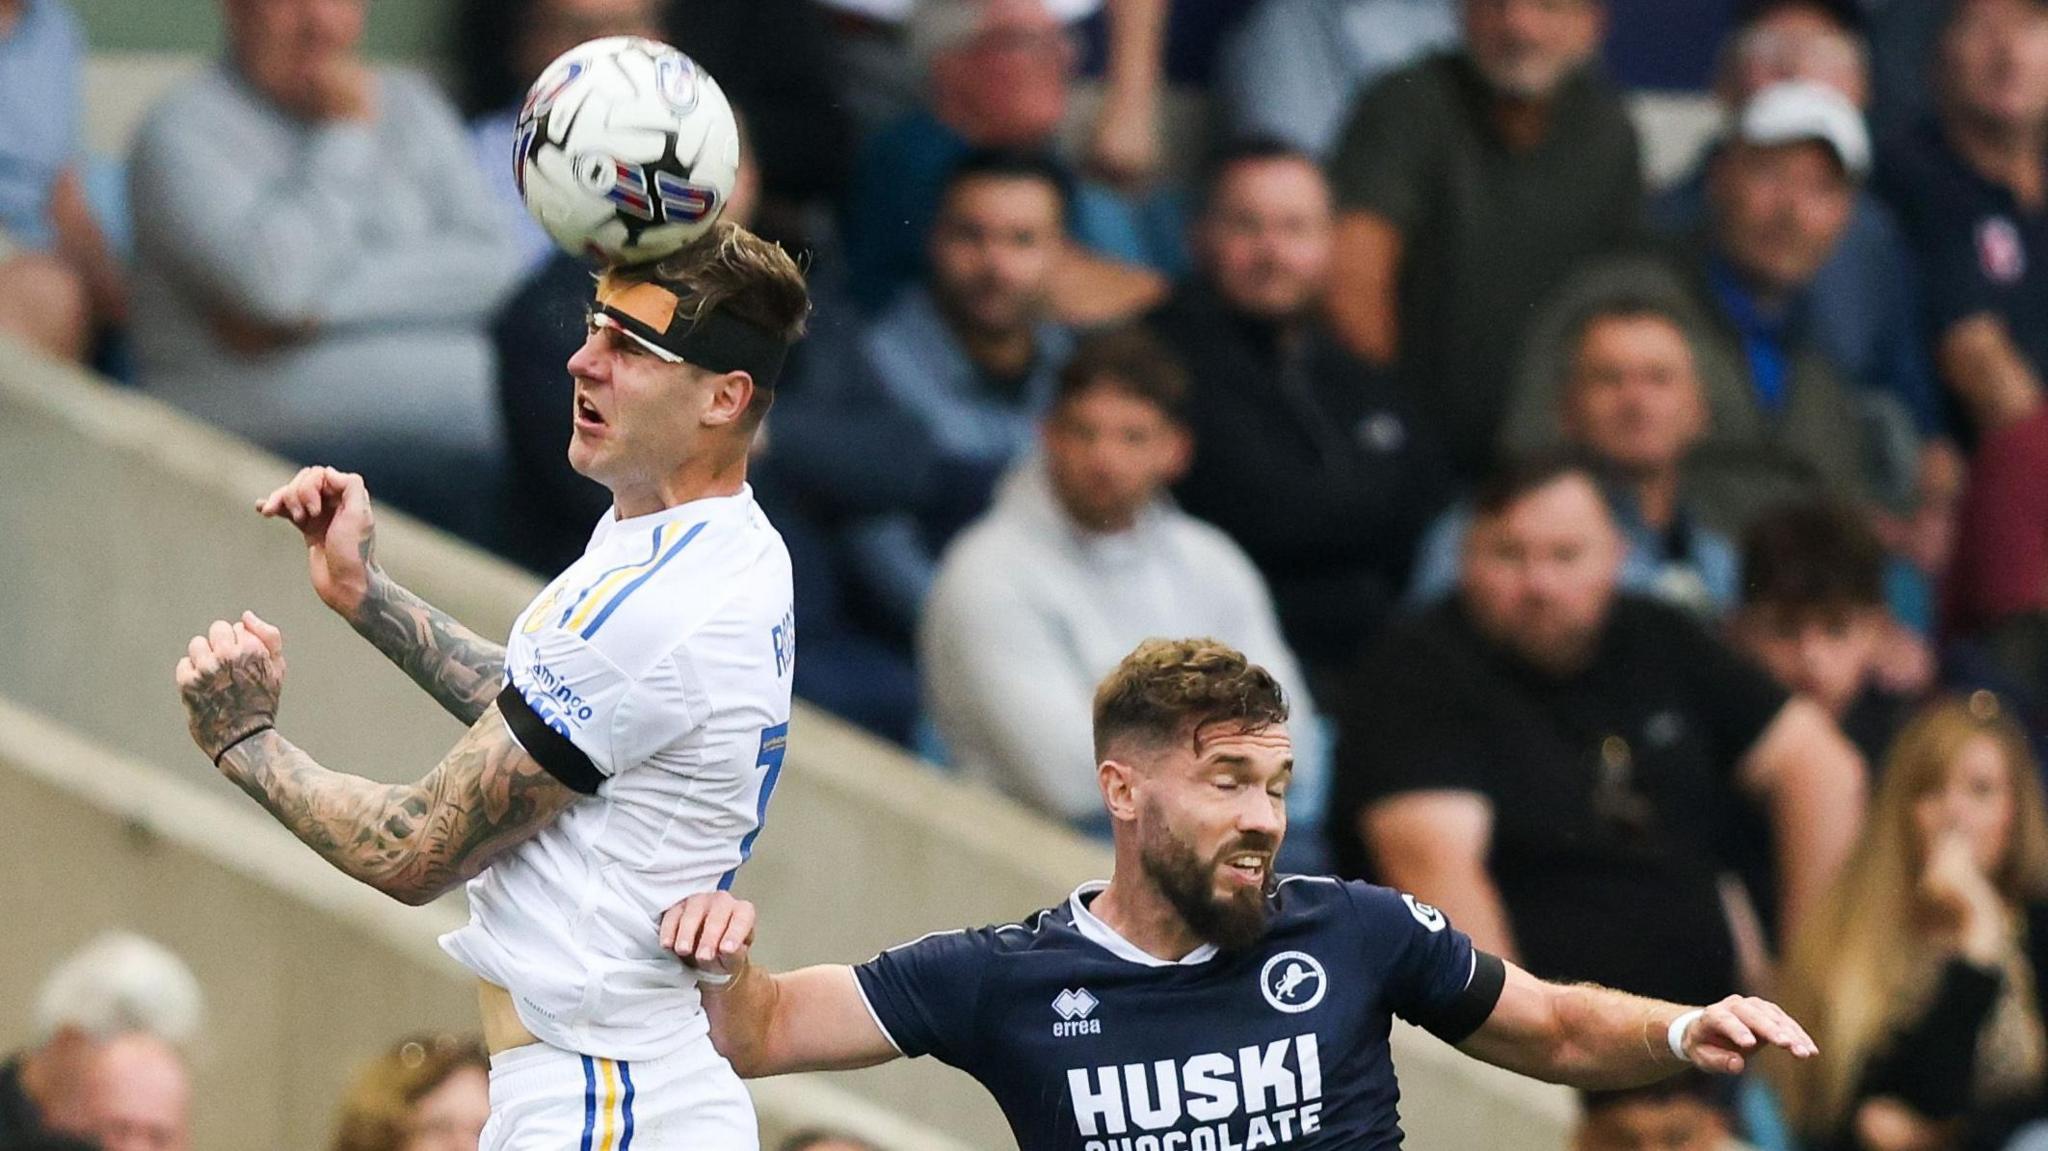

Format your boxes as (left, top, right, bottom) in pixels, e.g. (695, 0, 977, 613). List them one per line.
(0, 699, 982, 1151)
(0, 343, 1583, 1147)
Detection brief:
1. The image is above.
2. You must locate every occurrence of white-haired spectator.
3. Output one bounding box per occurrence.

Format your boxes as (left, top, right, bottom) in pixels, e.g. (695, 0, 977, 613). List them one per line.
(84, 1033, 192, 1151)
(2, 932, 203, 1142)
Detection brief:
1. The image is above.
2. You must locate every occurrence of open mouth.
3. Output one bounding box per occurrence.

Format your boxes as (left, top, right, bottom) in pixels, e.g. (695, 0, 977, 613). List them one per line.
(574, 393, 607, 429)
(1221, 852, 1270, 887)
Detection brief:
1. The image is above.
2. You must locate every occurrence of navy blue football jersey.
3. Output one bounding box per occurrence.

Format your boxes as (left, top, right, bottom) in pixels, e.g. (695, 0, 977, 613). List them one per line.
(853, 876, 1507, 1151)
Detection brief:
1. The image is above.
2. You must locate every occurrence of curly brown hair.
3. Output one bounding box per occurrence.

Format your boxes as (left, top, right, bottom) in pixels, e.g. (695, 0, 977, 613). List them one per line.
(1091, 638, 1290, 760)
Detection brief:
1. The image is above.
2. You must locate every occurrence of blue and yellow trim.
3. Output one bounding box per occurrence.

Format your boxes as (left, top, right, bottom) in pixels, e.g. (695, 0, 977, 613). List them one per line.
(578, 1055, 636, 1151)
(553, 519, 708, 640)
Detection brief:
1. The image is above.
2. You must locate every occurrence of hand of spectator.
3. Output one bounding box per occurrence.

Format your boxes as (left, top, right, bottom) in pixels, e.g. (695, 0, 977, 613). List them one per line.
(1921, 829, 2007, 964)
(1675, 994, 1818, 1075)
(659, 890, 757, 985)
(1086, 90, 1163, 191)
(305, 57, 378, 123)
(174, 611, 286, 763)
(1853, 1097, 1949, 1151)
(1871, 621, 1937, 698)
(209, 306, 315, 356)
(257, 466, 379, 619)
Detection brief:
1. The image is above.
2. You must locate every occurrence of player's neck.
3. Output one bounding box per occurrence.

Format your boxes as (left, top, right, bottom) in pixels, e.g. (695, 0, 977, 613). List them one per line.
(1089, 875, 1208, 962)
(610, 454, 748, 520)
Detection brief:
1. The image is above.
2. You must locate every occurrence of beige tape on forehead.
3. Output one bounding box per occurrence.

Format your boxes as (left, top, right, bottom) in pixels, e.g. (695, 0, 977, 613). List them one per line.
(594, 273, 682, 335)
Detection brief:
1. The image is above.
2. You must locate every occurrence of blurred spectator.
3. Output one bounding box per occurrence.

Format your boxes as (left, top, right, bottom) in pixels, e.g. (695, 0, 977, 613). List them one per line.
(1576, 1074, 1735, 1151)
(128, 0, 520, 543)
(920, 326, 1319, 828)
(1324, 0, 1641, 479)
(329, 1035, 489, 1151)
(1508, 81, 1886, 536)
(1152, 140, 1447, 698)
(1333, 453, 1866, 1006)
(1215, 0, 1458, 158)
(1656, 0, 1944, 446)
(454, 0, 665, 275)
(842, 0, 1168, 323)
(1945, 402, 2048, 710)
(1775, 695, 2048, 1151)
(662, 0, 855, 247)
(779, 151, 1074, 641)
(1411, 296, 1738, 615)
(1734, 500, 1926, 765)
(0, 0, 126, 363)
(2, 933, 202, 1143)
(82, 1035, 188, 1151)
(1877, 0, 2048, 439)
(777, 1131, 880, 1151)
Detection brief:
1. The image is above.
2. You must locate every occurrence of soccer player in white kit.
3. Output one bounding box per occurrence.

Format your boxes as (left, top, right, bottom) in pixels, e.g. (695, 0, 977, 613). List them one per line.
(172, 221, 810, 1150)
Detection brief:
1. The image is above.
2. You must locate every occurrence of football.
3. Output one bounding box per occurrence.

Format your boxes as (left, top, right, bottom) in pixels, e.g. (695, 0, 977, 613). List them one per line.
(513, 36, 740, 266)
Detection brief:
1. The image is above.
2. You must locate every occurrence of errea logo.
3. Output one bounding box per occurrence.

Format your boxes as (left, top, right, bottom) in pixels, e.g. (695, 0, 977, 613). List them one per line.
(1053, 988, 1101, 1037)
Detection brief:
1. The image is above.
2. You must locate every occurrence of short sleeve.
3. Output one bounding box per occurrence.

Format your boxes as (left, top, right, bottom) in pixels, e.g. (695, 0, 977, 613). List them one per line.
(852, 927, 995, 1068)
(1348, 883, 1505, 1044)
(501, 628, 700, 793)
(1326, 63, 1441, 229)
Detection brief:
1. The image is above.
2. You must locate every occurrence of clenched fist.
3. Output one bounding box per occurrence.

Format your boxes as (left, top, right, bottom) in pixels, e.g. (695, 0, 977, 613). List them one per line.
(175, 611, 286, 763)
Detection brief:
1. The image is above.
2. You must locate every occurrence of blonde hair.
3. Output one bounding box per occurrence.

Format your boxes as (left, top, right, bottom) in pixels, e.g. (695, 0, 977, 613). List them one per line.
(329, 1034, 488, 1151)
(1772, 695, 2048, 1134)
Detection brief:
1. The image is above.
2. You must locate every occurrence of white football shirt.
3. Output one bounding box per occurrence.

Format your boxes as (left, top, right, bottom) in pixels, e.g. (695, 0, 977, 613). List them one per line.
(441, 486, 795, 1061)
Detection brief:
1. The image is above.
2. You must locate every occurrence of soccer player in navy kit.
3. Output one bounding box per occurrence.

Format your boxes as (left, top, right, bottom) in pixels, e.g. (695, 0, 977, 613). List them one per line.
(662, 638, 1820, 1151)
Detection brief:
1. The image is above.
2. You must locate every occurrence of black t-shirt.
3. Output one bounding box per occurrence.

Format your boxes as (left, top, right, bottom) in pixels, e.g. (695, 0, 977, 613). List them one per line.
(1150, 285, 1451, 687)
(1878, 120, 2048, 432)
(1327, 53, 1643, 477)
(1330, 596, 1789, 1006)
(854, 879, 1506, 1151)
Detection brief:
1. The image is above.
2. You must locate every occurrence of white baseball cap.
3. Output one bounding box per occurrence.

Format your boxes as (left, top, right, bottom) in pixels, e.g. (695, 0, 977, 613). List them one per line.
(1734, 79, 1871, 178)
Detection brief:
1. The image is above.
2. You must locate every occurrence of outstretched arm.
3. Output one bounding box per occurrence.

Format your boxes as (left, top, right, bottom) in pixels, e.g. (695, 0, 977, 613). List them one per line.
(1457, 961, 1817, 1090)
(176, 613, 576, 905)
(662, 892, 901, 1077)
(259, 467, 506, 724)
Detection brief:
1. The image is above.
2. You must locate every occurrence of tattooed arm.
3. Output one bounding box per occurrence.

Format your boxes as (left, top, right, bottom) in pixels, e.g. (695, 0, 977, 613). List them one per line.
(258, 466, 506, 724)
(176, 612, 576, 905)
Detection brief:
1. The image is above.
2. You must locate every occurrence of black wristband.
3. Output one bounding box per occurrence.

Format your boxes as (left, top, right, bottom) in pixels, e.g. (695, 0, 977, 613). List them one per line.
(212, 723, 275, 767)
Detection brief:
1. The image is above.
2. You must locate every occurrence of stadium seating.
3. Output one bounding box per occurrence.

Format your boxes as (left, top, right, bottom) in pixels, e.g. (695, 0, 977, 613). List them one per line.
(0, 334, 1593, 1147)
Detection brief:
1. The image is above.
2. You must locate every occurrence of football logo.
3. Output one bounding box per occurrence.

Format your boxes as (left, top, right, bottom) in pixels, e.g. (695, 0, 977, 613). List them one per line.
(1260, 951, 1328, 1014)
(1402, 893, 1447, 933)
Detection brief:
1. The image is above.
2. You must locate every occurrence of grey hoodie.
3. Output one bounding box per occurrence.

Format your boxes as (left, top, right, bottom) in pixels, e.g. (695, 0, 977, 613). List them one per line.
(919, 455, 1324, 824)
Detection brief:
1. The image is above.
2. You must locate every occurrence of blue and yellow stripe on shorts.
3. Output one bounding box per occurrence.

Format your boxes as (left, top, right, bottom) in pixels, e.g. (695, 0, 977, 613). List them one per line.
(579, 1055, 636, 1151)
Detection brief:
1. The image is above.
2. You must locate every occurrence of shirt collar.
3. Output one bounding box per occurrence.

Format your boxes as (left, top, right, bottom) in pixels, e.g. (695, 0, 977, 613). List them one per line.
(1069, 882, 1220, 967)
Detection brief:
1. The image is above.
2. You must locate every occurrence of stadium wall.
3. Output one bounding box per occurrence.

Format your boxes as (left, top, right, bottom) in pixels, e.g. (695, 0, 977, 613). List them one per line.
(0, 340, 1582, 1147)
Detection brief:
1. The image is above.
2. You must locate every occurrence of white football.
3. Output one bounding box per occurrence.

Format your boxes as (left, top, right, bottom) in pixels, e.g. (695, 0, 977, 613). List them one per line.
(514, 36, 740, 266)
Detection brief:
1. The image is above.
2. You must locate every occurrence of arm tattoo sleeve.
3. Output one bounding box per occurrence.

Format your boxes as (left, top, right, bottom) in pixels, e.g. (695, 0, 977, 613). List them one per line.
(218, 703, 579, 905)
(348, 569, 508, 725)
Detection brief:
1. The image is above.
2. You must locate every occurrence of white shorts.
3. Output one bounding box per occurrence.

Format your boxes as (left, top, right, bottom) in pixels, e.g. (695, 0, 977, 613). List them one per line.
(480, 1039, 757, 1151)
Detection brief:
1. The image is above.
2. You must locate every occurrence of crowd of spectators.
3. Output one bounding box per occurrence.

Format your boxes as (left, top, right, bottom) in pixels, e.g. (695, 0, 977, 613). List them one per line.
(21, 0, 2048, 1143)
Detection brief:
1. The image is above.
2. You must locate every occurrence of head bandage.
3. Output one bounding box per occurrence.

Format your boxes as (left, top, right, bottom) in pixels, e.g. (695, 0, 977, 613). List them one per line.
(592, 272, 790, 389)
